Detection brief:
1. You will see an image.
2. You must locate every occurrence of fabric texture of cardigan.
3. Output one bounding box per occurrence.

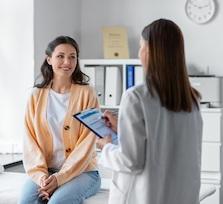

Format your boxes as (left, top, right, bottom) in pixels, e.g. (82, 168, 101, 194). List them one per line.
(23, 84, 99, 186)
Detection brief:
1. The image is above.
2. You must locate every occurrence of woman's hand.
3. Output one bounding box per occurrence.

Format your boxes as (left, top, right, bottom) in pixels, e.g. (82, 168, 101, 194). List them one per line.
(103, 110, 118, 132)
(96, 135, 112, 150)
(39, 175, 50, 201)
(38, 175, 58, 200)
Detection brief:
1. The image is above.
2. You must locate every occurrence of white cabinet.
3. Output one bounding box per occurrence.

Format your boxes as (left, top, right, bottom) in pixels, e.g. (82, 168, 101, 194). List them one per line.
(200, 109, 222, 204)
(202, 112, 221, 142)
(201, 143, 221, 172)
(80, 59, 141, 108)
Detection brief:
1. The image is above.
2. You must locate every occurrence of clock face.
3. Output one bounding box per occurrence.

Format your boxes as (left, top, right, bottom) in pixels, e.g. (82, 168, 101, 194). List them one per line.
(185, 0, 216, 24)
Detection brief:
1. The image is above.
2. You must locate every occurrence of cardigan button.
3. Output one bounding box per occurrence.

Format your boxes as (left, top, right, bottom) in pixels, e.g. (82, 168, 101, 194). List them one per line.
(66, 148, 71, 153)
(64, 125, 70, 130)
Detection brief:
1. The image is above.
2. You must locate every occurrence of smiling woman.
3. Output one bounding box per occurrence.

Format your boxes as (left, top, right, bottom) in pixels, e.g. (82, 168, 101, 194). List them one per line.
(18, 36, 101, 204)
(35, 36, 89, 90)
(46, 44, 77, 86)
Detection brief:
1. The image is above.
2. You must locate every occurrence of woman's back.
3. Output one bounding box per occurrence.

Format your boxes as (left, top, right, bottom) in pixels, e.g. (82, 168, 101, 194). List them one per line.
(116, 84, 202, 204)
(99, 19, 202, 204)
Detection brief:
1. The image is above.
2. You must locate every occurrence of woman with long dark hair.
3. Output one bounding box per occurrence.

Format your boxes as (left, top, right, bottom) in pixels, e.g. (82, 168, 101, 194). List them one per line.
(97, 19, 202, 204)
(19, 36, 101, 204)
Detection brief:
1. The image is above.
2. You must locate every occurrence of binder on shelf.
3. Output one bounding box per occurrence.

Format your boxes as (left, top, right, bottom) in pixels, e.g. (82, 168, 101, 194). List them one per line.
(82, 66, 105, 105)
(134, 66, 144, 86)
(105, 66, 122, 106)
(126, 65, 135, 89)
(82, 66, 96, 86)
(95, 67, 105, 105)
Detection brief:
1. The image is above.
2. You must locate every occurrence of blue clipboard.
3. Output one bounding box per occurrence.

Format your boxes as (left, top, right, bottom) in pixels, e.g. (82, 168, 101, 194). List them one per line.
(73, 108, 117, 143)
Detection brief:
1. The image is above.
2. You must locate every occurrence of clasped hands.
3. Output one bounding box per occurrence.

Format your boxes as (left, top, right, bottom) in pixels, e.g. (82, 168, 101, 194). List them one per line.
(38, 174, 58, 201)
(96, 110, 118, 150)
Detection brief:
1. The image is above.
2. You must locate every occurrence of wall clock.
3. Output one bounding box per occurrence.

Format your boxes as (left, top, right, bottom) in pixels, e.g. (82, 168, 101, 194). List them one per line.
(185, 0, 216, 24)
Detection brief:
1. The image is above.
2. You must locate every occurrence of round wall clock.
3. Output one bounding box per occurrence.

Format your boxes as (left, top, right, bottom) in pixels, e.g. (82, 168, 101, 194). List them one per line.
(185, 0, 216, 24)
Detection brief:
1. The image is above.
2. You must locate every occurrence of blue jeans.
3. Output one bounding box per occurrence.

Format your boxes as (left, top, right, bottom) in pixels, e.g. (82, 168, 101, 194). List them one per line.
(18, 171, 101, 204)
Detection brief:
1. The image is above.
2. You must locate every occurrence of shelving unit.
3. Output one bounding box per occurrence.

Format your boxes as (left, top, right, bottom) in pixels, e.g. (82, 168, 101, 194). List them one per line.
(200, 108, 223, 204)
(80, 59, 142, 108)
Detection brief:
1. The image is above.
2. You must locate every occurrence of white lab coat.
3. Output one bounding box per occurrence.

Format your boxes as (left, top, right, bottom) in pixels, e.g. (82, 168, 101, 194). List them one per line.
(99, 84, 202, 204)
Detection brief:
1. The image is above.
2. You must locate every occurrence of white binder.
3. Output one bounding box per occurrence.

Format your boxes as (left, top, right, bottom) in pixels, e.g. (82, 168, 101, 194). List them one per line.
(82, 66, 105, 105)
(82, 66, 96, 86)
(134, 66, 144, 86)
(105, 66, 122, 106)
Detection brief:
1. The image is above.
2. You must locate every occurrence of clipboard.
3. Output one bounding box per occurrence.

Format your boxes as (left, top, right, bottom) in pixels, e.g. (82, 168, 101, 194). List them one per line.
(73, 108, 117, 142)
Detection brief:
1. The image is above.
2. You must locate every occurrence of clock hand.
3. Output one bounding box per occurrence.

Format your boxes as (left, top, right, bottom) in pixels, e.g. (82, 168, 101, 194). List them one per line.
(190, 1, 198, 8)
(198, 4, 210, 9)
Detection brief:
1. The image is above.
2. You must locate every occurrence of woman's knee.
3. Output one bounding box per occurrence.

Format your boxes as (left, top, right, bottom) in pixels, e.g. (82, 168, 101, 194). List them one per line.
(84, 171, 101, 198)
(48, 171, 101, 204)
(18, 178, 40, 204)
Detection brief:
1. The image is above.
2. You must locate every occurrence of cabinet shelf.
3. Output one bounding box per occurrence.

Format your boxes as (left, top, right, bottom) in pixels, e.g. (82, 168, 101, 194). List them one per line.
(80, 59, 141, 66)
(80, 59, 143, 107)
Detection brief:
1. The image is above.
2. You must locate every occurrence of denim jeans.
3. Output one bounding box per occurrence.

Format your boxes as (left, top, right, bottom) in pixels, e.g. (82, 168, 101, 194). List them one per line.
(18, 171, 101, 204)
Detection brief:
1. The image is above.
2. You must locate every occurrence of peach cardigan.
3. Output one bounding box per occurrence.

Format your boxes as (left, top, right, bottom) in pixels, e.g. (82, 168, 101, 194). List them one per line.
(23, 84, 99, 186)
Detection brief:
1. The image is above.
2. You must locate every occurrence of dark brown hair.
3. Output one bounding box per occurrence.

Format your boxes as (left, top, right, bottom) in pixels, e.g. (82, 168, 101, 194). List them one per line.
(142, 19, 200, 112)
(34, 36, 89, 88)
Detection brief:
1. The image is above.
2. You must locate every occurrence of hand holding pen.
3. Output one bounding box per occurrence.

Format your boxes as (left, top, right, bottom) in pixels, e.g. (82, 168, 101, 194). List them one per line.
(96, 110, 118, 150)
(102, 110, 118, 133)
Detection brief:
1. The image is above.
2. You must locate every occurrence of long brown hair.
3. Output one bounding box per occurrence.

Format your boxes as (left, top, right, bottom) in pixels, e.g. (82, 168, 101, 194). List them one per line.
(142, 19, 200, 112)
(34, 36, 89, 88)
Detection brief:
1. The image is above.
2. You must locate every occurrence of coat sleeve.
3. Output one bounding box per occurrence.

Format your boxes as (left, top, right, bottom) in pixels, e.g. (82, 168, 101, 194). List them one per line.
(23, 90, 49, 186)
(54, 87, 100, 186)
(99, 90, 147, 174)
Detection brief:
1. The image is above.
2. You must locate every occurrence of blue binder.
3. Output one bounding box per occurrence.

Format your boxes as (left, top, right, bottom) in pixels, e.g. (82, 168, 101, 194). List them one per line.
(126, 65, 135, 89)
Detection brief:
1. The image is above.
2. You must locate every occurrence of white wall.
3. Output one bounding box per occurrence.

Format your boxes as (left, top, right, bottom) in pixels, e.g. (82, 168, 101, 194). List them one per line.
(0, 0, 82, 151)
(1, 0, 221, 149)
(0, 0, 34, 151)
(80, 0, 223, 76)
(34, 0, 81, 77)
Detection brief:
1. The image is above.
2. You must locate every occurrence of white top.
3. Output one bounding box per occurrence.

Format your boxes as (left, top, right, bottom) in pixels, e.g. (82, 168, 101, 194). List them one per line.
(46, 89, 70, 169)
(99, 83, 203, 204)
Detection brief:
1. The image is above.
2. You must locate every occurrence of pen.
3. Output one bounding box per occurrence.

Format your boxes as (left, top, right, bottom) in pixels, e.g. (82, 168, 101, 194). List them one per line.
(110, 110, 119, 116)
(101, 110, 119, 119)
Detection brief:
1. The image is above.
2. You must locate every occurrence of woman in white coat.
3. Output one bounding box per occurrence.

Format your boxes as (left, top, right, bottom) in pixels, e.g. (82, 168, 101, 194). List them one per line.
(97, 19, 203, 204)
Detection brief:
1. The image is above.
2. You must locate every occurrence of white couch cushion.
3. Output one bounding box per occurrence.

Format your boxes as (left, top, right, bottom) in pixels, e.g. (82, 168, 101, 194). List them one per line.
(84, 189, 108, 204)
(0, 172, 27, 204)
(0, 171, 218, 204)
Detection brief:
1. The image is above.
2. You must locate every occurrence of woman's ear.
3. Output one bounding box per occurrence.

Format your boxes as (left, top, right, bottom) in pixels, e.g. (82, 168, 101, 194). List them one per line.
(46, 56, 51, 65)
